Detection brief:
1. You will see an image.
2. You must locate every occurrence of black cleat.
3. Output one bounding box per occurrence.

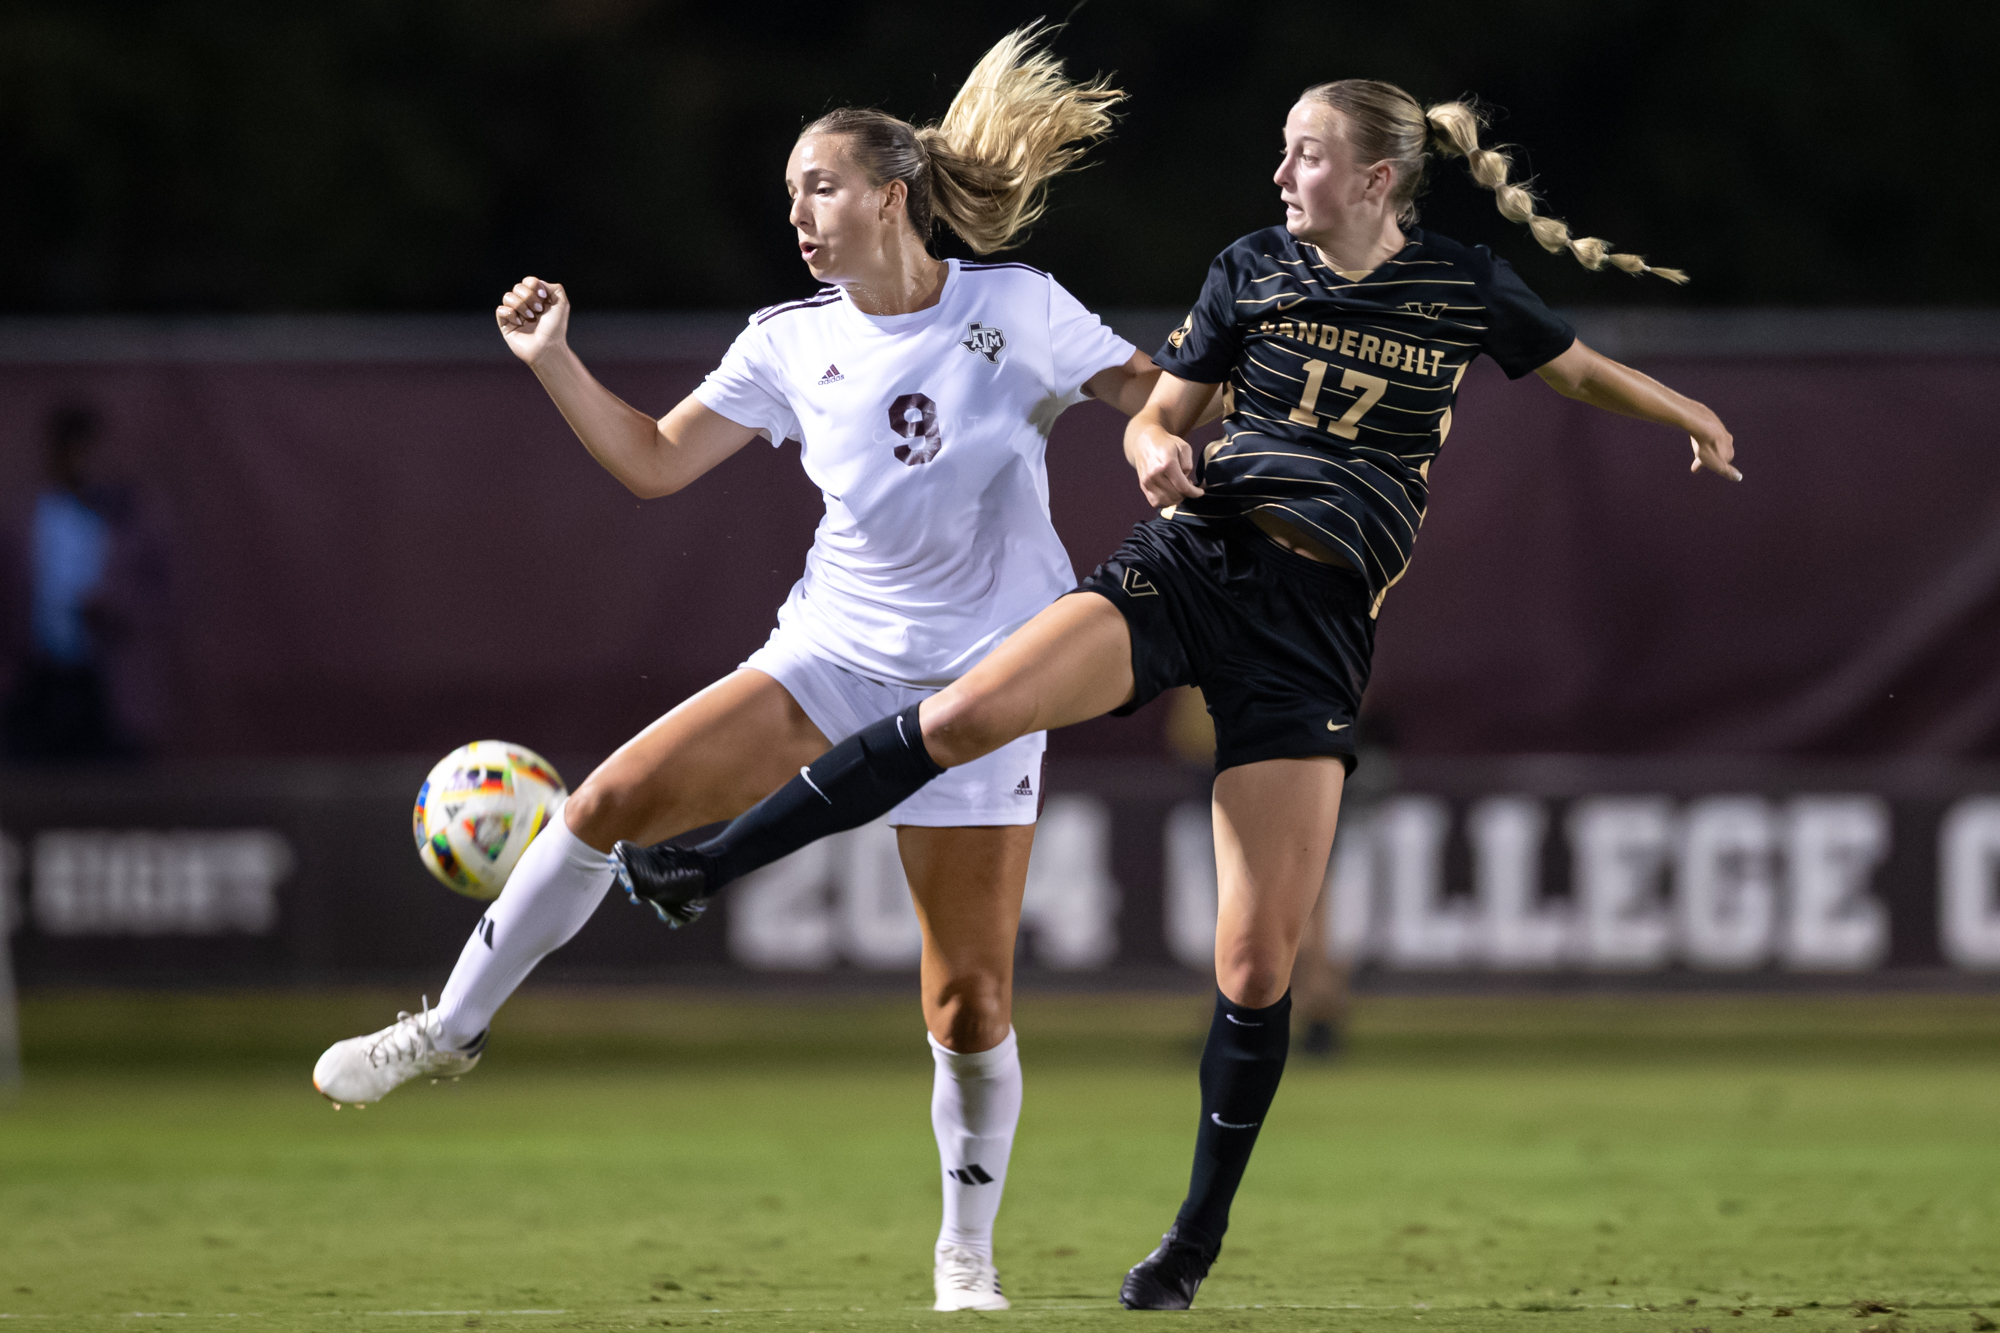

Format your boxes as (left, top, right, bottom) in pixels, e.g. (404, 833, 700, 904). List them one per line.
(1118, 1223, 1218, 1310)
(612, 841, 715, 929)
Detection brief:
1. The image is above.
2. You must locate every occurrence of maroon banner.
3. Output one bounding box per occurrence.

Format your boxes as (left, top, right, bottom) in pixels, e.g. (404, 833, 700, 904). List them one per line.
(1, 312, 1996, 764)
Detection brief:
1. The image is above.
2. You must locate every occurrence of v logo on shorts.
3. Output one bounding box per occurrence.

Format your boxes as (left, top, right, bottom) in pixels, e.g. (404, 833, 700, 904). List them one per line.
(1122, 568, 1159, 597)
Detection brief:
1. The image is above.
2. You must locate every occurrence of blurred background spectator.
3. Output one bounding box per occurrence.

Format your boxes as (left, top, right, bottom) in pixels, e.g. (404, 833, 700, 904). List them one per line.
(2, 403, 171, 761)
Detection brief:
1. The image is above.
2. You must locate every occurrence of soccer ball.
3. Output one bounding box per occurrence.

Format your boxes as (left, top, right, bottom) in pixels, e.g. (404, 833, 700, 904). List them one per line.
(413, 741, 568, 899)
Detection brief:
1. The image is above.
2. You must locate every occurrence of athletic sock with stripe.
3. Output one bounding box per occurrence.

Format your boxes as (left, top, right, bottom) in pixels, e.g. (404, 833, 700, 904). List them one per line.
(694, 702, 945, 886)
(1173, 989, 1293, 1251)
(434, 819, 614, 1050)
(931, 1028, 1023, 1260)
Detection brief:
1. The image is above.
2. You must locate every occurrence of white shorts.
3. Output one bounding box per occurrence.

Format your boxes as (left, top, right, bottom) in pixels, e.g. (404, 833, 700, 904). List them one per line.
(741, 627, 1045, 828)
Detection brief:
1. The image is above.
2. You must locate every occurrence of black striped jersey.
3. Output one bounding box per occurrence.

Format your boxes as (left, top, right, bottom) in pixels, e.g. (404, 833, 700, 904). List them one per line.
(1152, 226, 1574, 615)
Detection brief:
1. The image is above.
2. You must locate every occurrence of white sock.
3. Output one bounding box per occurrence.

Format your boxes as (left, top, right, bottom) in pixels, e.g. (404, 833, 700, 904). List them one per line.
(930, 1027, 1022, 1260)
(433, 817, 614, 1050)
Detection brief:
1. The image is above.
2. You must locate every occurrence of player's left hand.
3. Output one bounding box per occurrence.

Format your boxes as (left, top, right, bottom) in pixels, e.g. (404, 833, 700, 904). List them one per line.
(1690, 416, 1741, 482)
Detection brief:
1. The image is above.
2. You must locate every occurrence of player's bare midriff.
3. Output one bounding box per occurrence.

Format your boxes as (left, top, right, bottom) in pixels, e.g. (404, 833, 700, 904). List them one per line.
(1249, 510, 1356, 570)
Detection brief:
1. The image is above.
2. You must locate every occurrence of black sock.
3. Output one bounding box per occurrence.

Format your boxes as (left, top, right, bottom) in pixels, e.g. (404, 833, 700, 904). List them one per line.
(1174, 989, 1292, 1251)
(693, 702, 944, 887)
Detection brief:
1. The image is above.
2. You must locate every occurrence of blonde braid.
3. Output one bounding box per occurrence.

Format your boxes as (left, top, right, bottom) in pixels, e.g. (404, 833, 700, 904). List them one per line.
(1424, 100, 1687, 284)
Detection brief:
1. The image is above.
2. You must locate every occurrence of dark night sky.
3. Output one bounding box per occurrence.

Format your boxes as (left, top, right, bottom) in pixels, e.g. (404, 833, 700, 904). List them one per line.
(3, 1, 1988, 315)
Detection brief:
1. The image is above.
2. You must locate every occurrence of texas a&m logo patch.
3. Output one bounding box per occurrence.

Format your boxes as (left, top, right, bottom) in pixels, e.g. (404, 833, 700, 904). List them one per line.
(961, 322, 1006, 363)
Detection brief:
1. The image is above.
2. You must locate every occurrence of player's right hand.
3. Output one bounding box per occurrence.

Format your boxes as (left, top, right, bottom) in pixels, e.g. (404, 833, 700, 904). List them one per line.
(1129, 424, 1204, 507)
(497, 276, 569, 364)
(1689, 414, 1741, 482)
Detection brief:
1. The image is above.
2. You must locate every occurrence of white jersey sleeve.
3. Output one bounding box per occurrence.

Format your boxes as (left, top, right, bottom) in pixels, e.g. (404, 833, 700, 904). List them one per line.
(1047, 276, 1137, 398)
(692, 318, 803, 446)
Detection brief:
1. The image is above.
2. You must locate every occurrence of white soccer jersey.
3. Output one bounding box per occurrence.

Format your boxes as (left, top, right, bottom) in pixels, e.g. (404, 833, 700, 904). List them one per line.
(693, 259, 1136, 687)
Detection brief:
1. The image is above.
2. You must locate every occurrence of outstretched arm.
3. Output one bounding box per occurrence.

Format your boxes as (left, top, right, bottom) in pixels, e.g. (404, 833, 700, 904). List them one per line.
(1085, 350, 1225, 426)
(497, 276, 759, 498)
(1535, 339, 1740, 481)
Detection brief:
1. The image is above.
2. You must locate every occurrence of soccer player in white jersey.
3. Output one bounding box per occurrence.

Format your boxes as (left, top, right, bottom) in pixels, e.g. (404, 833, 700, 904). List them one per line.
(311, 27, 1180, 1312)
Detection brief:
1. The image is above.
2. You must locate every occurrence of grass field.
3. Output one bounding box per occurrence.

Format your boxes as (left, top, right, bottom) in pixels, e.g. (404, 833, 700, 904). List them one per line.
(3, 989, 1998, 1332)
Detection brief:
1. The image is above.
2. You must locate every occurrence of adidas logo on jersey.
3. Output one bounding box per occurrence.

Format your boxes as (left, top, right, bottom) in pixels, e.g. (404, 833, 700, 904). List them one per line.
(816, 364, 844, 384)
(1013, 776, 1033, 796)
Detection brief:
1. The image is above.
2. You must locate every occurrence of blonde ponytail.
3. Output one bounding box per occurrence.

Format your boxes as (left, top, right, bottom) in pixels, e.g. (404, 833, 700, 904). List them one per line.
(918, 24, 1122, 253)
(803, 24, 1122, 255)
(1299, 79, 1687, 284)
(1423, 100, 1687, 284)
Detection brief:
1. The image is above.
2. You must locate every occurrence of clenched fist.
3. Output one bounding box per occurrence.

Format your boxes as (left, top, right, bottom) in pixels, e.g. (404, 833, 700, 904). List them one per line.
(496, 276, 570, 365)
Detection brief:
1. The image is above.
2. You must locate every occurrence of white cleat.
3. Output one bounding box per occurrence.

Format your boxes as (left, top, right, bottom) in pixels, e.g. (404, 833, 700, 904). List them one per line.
(933, 1242, 1009, 1312)
(312, 1001, 483, 1107)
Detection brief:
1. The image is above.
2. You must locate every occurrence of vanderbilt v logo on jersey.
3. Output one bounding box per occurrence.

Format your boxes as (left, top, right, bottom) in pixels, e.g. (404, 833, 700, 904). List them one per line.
(1400, 302, 1447, 319)
(961, 322, 1005, 363)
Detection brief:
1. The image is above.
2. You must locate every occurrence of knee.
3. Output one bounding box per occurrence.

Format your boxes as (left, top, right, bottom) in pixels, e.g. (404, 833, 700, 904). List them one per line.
(562, 774, 656, 851)
(929, 972, 1011, 1053)
(921, 690, 1016, 769)
(1215, 947, 1294, 1011)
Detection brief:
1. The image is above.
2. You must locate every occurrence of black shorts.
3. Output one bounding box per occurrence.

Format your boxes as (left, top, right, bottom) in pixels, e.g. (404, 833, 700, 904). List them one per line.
(1073, 515, 1375, 773)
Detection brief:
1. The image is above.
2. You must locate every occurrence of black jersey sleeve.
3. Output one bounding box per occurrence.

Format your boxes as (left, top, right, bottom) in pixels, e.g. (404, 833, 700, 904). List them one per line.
(1152, 250, 1243, 385)
(1475, 250, 1577, 378)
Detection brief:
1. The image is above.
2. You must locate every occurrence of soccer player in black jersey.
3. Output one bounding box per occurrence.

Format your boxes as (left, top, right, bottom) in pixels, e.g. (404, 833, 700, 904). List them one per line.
(616, 79, 1739, 1308)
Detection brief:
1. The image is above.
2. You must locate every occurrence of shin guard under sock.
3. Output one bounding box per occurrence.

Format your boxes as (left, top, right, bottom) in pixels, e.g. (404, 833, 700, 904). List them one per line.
(1174, 989, 1293, 1250)
(693, 702, 944, 886)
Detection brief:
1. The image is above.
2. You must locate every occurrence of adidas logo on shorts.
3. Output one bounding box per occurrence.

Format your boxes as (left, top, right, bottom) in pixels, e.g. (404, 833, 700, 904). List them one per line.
(1013, 776, 1033, 796)
(817, 364, 844, 385)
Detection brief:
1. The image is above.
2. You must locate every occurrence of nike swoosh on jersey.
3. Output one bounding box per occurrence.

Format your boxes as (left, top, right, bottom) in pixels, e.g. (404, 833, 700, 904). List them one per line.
(1327, 721, 1349, 731)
